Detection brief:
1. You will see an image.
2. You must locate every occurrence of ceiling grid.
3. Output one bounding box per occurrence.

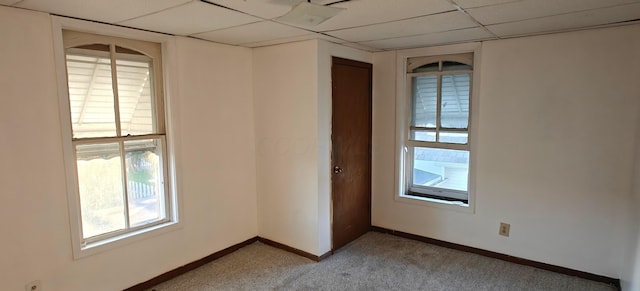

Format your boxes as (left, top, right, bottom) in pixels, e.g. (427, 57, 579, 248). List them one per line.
(3, 0, 639, 51)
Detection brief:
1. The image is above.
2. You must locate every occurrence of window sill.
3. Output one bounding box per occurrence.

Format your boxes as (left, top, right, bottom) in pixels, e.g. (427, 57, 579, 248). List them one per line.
(73, 220, 181, 259)
(395, 193, 474, 214)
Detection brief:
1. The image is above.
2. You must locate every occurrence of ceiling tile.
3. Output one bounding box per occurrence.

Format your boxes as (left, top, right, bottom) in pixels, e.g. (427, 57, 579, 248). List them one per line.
(298, 0, 456, 31)
(467, 0, 640, 25)
(204, 0, 298, 19)
(486, 2, 640, 37)
(119, 1, 260, 35)
(453, 0, 523, 9)
(337, 42, 382, 52)
(325, 11, 478, 43)
(359, 27, 494, 50)
(242, 33, 381, 51)
(1, 0, 22, 5)
(241, 33, 338, 48)
(192, 21, 310, 45)
(15, 0, 191, 23)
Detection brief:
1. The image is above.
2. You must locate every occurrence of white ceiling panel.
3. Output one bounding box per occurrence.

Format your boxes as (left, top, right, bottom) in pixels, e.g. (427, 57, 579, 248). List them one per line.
(204, 0, 299, 19)
(8, 0, 640, 50)
(304, 0, 456, 31)
(119, 1, 260, 36)
(453, 0, 522, 9)
(241, 32, 342, 48)
(486, 2, 640, 37)
(326, 11, 478, 43)
(1, 0, 22, 5)
(467, 0, 640, 25)
(15, 0, 191, 23)
(338, 42, 382, 52)
(192, 21, 311, 45)
(360, 27, 494, 50)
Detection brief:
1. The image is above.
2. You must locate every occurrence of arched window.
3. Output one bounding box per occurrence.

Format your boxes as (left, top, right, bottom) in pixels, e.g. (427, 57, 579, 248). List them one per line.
(404, 53, 473, 203)
(62, 30, 173, 249)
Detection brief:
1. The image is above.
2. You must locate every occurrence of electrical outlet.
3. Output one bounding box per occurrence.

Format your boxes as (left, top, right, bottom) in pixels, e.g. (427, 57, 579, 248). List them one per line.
(499, 222, 510, 237)
(25, 280, 41, 291)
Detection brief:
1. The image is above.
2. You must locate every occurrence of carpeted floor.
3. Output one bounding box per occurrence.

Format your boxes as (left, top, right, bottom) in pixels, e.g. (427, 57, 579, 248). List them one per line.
(148, 232, 617, 291)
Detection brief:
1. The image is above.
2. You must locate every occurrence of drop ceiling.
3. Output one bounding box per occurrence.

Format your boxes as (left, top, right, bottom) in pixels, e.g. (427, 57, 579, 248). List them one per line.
(4, 0, 640, 51)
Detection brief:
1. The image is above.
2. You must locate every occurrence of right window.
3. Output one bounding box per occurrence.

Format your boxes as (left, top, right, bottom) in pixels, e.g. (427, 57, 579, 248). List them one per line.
(404, 53, 473, 203)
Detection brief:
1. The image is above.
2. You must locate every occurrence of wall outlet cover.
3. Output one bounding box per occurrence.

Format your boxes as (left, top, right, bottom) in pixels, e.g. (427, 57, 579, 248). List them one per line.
(499, 222, 510, 237)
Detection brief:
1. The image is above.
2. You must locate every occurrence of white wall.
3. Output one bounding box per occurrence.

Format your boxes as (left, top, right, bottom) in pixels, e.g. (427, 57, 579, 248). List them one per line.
(0, 6, 257, 290)
(253, 40, 321, 255)
(625, 242, 640, 290)
(622, 56, 640, 289)
(253, 40, 371, 256)
(622, 144, 640, 290)
(372, 24, 640, 277)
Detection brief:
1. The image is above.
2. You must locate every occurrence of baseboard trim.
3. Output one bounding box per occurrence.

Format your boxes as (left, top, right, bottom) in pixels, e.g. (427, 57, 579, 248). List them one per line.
(371, 226, 621, 290)
(258, 237, 332, 262)
(123, 236, 259, 291)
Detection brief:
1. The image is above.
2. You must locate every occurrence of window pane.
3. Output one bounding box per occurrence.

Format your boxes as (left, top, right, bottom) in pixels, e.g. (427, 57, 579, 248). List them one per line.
(410, 129, 436, 142)
(411, 75, 437, 129)
(125, 139, 166, 227)
(442, 61, 472, 71)
(117, 50, 156, 136)
(412, 62, 439, 73)
(66, 52, 117, 138)
(76, 143, 125, 238)
(439, 131, 468, 144)
(413, 147, 468, 192)
(440, 74, 470, 129)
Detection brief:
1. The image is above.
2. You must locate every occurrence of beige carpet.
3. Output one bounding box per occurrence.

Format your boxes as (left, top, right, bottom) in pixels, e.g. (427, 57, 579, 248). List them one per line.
(148, 232, 617, 291)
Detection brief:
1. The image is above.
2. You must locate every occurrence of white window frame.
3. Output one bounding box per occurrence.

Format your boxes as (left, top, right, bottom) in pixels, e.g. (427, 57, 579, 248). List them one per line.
(394, 43, 481, 213)
(51, 16, 183, 258)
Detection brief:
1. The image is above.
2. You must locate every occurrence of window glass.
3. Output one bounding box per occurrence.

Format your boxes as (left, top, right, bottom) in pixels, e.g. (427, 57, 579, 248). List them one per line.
(410, 129, 436, 142)
(439, 132, 468, 144)
(124, 138, 166, 227)
(76, 142, 125, 238)
(442, 61, 472, 71)
(66, 52, 117, 138)
(411, 75, 437, 129)
(412, 147, 469, 192)
(412, 62, 439, 73)
(440, 74, 470, 129)
(116, 50, 156, 136)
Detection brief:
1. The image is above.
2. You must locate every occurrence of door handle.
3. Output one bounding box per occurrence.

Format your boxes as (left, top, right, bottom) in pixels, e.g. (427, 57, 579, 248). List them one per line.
(333, 166, 343, 174)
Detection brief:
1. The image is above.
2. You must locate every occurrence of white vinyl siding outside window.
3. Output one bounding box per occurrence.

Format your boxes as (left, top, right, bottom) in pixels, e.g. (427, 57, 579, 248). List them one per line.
(403, 53, 473, 204)
(61, 31, 175, 252)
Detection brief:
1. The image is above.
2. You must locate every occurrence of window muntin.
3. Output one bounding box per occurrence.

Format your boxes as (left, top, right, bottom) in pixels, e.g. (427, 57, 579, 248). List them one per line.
(404, 54, 472, 203)
(63, 31, 172, 248)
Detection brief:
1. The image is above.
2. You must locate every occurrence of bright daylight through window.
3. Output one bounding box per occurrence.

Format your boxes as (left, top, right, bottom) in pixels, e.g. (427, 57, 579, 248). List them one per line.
(62, 31, 174, 249)
(404, 53, 473, 203)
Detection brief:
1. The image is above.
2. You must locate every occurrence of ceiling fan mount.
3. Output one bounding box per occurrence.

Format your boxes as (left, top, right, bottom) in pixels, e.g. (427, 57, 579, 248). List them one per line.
(276, 0, 347, 27)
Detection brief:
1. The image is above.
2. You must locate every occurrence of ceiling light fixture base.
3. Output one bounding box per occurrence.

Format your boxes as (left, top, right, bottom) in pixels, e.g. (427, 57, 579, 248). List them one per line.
(275, 1, 345, 27)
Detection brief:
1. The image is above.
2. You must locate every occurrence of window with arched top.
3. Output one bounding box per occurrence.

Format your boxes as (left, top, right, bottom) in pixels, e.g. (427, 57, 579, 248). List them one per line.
(403, 53, 473, 203)
(62, 30, 174, 251)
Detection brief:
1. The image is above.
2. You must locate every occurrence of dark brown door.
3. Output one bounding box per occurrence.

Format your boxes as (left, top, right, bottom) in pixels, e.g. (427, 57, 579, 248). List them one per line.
(331, 57, 372, 251)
